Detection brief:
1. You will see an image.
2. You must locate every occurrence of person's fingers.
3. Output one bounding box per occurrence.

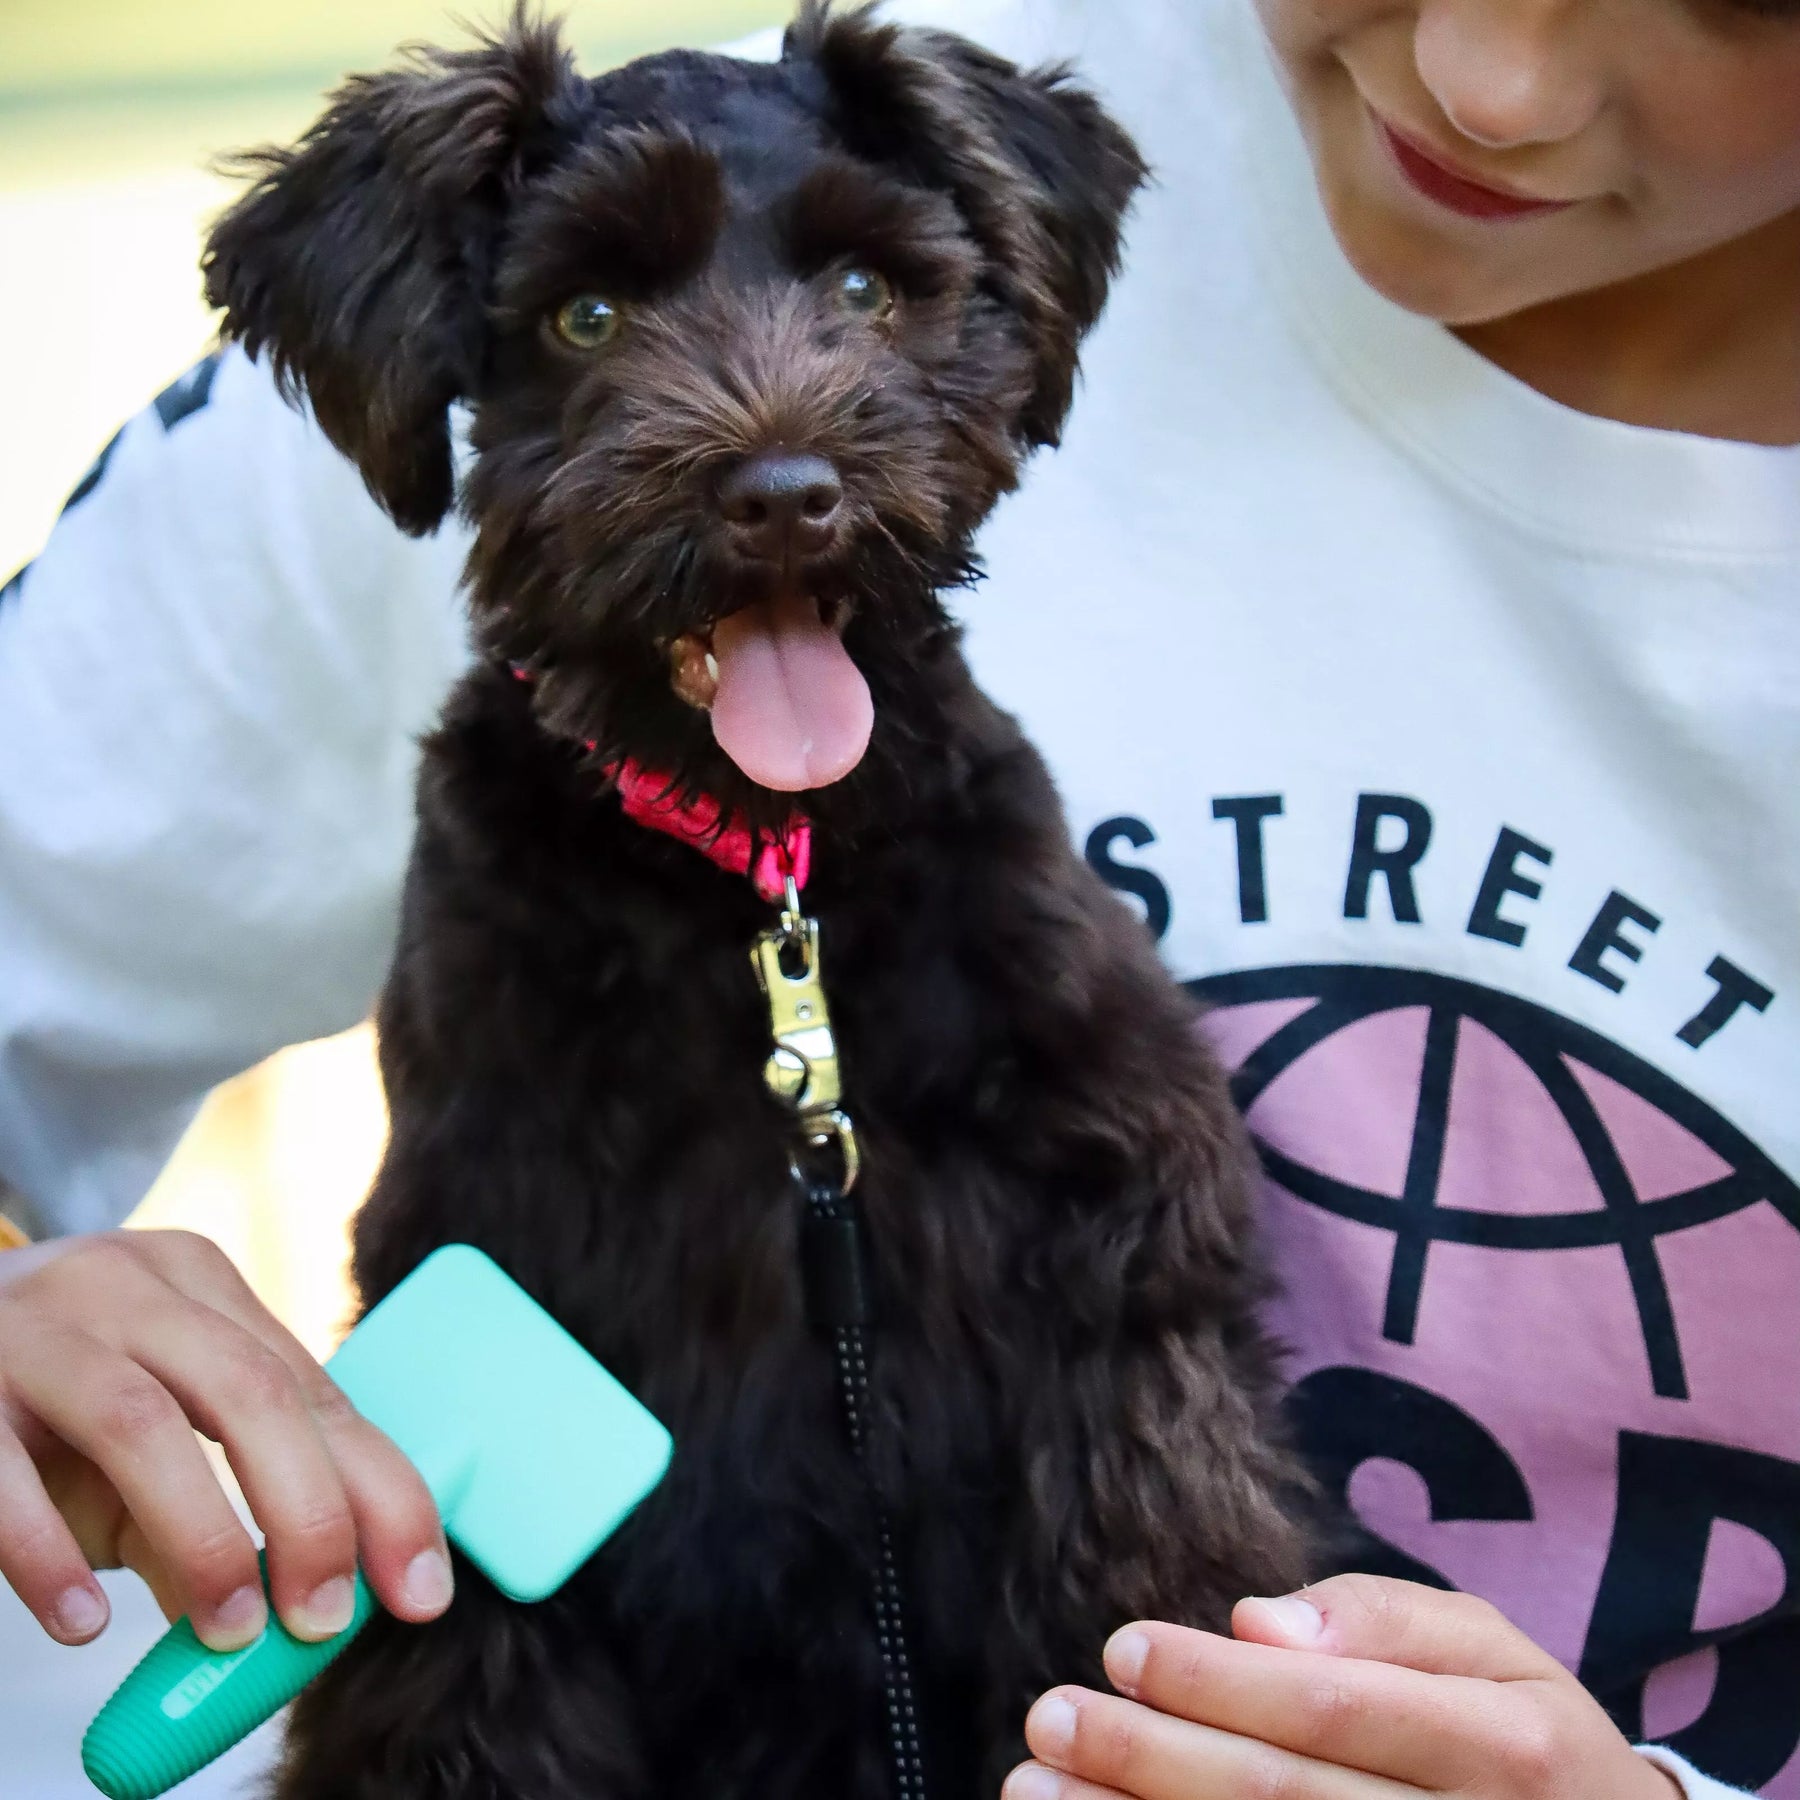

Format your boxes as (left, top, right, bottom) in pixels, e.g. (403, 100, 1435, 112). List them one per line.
(1003, 1761, 1132, 1800)
(1023, 1686, 1422, 1800)
(135, 1231, 453, 1626)
(7, 1322, 268, 1652)
(114, 1511, 186, 1625)
(22, 1233, 360, 1640)
(1102, 1620, 1510, 1789)
(36, 1396, 213, 1628)
(0, 1423, 112, 1643)
(0, 1229, 449, 1639)
(302, 1393, 454, 1624)
(122, 1297, 365, 1641)
(1231, 1574, 1562, 1683)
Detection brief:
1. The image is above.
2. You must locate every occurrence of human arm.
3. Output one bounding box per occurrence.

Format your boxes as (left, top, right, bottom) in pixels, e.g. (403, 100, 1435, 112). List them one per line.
(1004, 1574, 1750, 1800)
(0, 346, 472, 1237)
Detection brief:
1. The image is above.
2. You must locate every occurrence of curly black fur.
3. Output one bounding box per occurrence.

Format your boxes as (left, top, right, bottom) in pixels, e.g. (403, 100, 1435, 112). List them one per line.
(203, 6, 1314, 1795)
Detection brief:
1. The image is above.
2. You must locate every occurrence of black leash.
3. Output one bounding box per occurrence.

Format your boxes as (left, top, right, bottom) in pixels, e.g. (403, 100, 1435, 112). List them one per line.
(750, 870, 927, 1798)
(801, 1177, 929, 1800)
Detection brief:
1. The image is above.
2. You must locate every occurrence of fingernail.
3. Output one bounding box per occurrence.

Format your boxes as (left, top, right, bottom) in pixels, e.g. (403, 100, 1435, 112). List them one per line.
(1029, 1694, 1078, 1760)
(296, 1574, 356, 1638)
(1005, 1767, 1064, 1800)
(403, 1548, 454, 1614)
(1105, 1627, 1149, 1694)
(1250, 1593, 1324, 1641)
(209, 1583, 267, 1647)
(54, 1584, 108, 1640)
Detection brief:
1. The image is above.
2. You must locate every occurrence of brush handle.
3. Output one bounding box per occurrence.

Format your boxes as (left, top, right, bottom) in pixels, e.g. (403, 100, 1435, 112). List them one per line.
(81, 1552, 377, 1800)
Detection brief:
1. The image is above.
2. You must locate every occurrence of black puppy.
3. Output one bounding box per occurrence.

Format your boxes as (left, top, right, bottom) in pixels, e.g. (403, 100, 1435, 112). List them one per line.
(203, 5, 1312, 1795)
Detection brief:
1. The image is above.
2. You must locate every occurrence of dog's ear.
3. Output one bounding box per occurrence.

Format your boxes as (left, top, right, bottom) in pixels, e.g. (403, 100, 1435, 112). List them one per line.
(202, 10, 581, 533)
(787, 3, 1147, 448)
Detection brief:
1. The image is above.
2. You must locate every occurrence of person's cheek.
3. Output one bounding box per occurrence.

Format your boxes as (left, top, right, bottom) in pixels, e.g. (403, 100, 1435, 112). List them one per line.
(1576, 9, 1800, 256)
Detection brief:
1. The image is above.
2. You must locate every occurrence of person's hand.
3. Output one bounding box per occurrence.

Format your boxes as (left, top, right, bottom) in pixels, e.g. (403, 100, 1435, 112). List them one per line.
(0, 1228, 453, 1651)
(1005, 1573, 1685, 1800)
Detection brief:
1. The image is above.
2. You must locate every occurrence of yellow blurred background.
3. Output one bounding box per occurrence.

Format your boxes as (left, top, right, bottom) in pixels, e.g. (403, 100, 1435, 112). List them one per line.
(1, 0, 782, 1359)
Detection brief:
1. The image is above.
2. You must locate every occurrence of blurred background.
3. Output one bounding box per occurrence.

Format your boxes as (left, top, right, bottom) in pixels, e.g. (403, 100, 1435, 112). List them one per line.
(2, 1, 777, 1792)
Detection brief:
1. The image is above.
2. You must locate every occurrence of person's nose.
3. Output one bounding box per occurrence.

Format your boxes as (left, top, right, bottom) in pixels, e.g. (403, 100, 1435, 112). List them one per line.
(1411, 0, 1606, 151)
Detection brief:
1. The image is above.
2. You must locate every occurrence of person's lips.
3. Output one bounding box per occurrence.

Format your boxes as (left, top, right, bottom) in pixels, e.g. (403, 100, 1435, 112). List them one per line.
(1374, 112, 1577, 222)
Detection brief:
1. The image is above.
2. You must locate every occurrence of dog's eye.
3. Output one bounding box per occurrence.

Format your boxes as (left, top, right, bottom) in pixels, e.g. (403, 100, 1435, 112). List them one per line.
(553, 294, 622, 350)
(835, 268, 894, 320)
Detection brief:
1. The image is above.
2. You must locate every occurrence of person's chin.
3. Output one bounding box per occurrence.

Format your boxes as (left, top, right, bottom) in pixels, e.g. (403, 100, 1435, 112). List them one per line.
(1314, 167, 1554, 326)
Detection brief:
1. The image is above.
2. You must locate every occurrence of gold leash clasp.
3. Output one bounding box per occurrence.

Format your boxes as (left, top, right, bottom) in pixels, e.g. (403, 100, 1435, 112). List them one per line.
(752, 877, 860, 1190)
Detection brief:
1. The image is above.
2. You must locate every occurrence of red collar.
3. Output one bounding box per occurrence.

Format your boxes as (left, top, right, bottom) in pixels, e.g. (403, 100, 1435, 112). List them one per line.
(611, 759, 810, 904)
(509, 665, 809, 903)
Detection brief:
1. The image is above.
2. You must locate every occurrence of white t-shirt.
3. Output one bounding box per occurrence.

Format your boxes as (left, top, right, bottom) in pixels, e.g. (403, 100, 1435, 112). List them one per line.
(0, 1, 1793, 1791)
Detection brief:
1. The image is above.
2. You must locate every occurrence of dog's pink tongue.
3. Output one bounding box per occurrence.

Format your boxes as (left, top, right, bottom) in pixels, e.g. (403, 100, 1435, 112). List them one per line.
(710, 593, 873, 792)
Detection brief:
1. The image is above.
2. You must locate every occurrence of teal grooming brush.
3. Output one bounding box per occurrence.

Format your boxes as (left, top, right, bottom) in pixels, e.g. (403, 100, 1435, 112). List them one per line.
(81, 1244, 672, 1799)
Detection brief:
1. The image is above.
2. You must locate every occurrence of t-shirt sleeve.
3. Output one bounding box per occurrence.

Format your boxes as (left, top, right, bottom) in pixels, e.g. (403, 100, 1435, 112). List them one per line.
(0, 346, 472, 1238)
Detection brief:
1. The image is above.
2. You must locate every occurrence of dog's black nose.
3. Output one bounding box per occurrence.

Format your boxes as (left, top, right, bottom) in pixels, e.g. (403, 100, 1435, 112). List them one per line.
(718, 450, 843, 562)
